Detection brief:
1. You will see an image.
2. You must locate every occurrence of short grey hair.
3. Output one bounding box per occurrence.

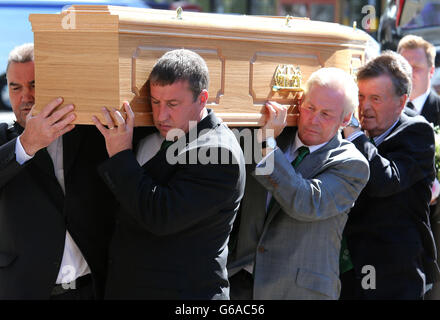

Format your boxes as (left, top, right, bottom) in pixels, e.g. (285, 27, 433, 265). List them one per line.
(6, 43, 34, 76)
(357, 50, 412, 97)
(149, 49, 209, 102)
(304, 67, 358, 117)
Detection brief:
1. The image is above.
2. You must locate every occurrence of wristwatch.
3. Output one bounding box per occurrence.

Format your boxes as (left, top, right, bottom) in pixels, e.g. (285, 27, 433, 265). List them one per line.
(347, 115, 360, 128)
(266, 136, 277, 149)
(262, 136, 277, 149)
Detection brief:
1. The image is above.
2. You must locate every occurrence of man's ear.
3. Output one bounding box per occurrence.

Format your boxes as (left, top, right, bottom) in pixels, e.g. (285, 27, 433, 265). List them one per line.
(429, 65, 435, 80)
(398, 93, 408, 113)
(199, 89, 208, 107)
(341, 112, 353, 127)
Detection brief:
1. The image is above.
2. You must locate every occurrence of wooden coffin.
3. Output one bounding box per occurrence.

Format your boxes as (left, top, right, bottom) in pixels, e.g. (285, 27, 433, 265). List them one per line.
(29, 5, 369, 126)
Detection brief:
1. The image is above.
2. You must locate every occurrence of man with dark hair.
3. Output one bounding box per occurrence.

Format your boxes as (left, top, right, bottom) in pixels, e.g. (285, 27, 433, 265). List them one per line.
(340, 51, 440, 299)
(92, 49, 246, 299)
(0, 43, 116, 299)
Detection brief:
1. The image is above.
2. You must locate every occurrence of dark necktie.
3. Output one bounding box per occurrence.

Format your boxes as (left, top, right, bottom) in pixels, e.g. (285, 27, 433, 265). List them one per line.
(160, 139, 174, 152)
(369, 137, 376, 146)
(406, 101, 415, 110)
(266, 146, 310, 214)
(291, 146, 310, 168)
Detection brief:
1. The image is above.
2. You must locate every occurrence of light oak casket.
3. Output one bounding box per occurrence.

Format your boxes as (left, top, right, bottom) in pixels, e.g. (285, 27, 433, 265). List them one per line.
(29, 6, 369, 127)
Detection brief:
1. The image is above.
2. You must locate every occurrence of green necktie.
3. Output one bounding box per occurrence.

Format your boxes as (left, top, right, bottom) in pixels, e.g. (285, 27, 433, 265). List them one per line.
(291, 146, 310, 168)
(339, 236, 354, 274)
(369, 137, 376, 146)
(160, 139, 174, 152)
(266, 146, 310, 214)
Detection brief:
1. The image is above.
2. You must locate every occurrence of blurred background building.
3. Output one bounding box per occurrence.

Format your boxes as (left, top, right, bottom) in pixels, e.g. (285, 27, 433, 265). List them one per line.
(146, 0, 440, 87)
(146, 0, 382, 37)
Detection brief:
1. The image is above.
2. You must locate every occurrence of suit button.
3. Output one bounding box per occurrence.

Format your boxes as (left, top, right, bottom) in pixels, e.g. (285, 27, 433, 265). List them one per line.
(258, 246, 266, 253)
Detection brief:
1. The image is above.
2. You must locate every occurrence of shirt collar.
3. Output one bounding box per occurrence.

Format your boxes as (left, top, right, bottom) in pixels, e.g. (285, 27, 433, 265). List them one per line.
(201, 108, 208, 120)
(289, 132, 328, 157)
(370, 118, 399, 146)
(409, 88, 431, 115)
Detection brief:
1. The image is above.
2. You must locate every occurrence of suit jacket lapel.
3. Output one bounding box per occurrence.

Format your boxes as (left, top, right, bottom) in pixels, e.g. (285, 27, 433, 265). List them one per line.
(13, 122, 65, 212)
(10, 122, 24, 139)
(32, 147, 55, 177)
(421, 92, 438, 125)
(381, 114, 404, 146)
(265, 132, 341, 224)
(296, 133, 340, 178)
(62, 126, 85, 177)
(28, 147, 65, 214)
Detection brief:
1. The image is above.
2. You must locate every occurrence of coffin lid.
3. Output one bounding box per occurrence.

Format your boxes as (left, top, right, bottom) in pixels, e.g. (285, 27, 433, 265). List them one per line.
(30, 5, 369, 48)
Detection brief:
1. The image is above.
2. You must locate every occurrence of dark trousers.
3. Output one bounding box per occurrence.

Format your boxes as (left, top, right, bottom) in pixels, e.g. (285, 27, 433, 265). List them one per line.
(340, 268, 424, 300)
(425, 203, 440, 300)
(229, 269, 254, 300)
(339, 269, 363, 300)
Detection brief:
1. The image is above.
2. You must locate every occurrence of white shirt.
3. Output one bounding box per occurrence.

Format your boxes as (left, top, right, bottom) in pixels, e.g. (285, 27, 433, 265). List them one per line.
(345, 118, 399, 147)
(15, 136, 91, 284)
(409, 88, 431, 115)
(136, 108, 209, 166)
(136, 132, 164, 166)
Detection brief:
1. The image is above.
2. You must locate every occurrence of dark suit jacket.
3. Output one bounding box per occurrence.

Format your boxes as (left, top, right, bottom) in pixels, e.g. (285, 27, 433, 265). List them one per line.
(99, 110, 246, 300)
(0, 123, 116, 299)
(421, 90, 440, 126)
(344, 113, 440, 299)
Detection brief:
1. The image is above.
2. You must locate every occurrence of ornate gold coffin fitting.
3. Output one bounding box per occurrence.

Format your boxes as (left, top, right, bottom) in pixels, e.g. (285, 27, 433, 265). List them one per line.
(29, 6, 369, 127)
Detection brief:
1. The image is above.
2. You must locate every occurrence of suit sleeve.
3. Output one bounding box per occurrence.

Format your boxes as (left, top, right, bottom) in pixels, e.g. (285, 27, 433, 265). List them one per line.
(253, 147, 370, 222)
(98, 148, 242, 236)
(0, 132, 28, 189)
(351, 121, 435, 198)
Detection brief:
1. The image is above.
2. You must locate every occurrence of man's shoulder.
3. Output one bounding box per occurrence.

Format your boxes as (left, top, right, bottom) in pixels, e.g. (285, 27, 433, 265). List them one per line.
(182, 119, 245, 168)
(205, 122, 244, 157)
(330, 136, 369, 165)
(425, 90, 440, 114)
(429, 89, 440, 103)
(0, 122, 17, 144)
(382, 113, 434, 149)
(0, 122, 9, 132)
(398, 112, 432, 132)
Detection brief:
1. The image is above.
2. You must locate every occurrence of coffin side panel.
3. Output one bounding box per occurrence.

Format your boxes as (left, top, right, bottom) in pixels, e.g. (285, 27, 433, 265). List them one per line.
(32, 13, 120, 125)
